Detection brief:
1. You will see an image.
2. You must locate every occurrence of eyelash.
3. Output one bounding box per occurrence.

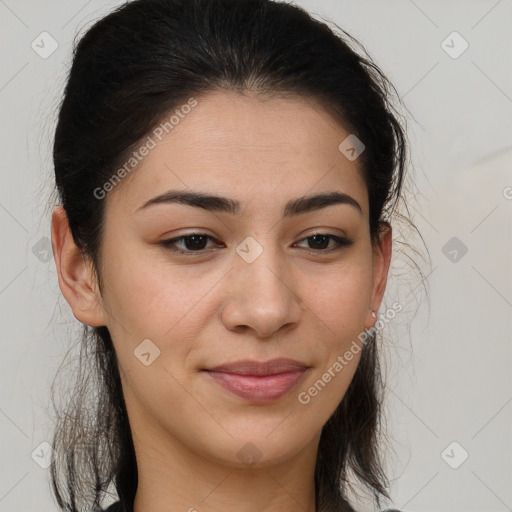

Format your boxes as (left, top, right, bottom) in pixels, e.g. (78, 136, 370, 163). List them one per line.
(159, 232, 353, 255)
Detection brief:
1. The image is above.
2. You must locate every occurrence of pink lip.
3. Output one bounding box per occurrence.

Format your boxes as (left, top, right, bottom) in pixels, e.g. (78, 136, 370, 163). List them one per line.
(204, 358, 309, 403)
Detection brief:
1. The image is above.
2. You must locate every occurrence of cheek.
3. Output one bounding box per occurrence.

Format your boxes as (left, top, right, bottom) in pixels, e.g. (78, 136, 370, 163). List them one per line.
(98, 244, 209, 387)
(101, 236, 210, 331)
(304, 258, 374, 334)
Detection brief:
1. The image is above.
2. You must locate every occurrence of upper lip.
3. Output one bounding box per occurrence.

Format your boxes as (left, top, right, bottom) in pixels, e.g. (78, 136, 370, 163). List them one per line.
(205, 358, 308, 376)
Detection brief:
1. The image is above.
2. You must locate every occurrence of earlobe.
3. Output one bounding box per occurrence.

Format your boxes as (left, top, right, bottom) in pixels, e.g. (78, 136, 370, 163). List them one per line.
(51, 206, 106, 327)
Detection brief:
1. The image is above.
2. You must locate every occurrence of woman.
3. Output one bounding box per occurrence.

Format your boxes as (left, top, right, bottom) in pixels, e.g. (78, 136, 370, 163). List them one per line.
(49, 0, 418, 511)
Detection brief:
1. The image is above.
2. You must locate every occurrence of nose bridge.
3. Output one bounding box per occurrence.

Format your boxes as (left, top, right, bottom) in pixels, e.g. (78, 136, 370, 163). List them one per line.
(237, 234, 290, 300)
(222, 234, 301, 336)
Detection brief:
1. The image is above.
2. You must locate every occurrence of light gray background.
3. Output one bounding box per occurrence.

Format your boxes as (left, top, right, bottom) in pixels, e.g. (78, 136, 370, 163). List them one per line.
(0, 0, 511, 511)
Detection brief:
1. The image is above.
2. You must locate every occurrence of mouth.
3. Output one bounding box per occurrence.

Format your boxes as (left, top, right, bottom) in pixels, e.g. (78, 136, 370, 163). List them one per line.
(203, 358, 309, 403)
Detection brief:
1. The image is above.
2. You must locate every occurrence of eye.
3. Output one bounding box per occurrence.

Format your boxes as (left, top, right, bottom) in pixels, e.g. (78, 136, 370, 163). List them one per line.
(159, 233, 221, 255)
(159, 232, 352, 256)
(294, 233, 353, 252)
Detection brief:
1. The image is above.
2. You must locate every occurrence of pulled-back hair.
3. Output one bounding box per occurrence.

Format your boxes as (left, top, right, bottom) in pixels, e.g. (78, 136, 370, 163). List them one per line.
(49, 1, 421, 511)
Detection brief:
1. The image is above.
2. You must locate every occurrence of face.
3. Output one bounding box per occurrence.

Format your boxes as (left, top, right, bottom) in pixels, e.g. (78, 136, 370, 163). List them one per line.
(53, 90, 391, 471)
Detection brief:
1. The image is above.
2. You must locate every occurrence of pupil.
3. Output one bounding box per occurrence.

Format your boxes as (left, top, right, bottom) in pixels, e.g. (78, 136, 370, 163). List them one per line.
(310, 235, 328, 249)
(186, 235, 207, 250)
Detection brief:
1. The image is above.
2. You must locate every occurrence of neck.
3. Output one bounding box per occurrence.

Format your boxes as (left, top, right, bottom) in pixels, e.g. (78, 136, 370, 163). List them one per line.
(130, 414, 319, 512)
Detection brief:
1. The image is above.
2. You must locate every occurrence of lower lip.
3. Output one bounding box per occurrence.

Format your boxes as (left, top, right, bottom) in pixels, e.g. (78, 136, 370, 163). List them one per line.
(205, 370, 307, 403)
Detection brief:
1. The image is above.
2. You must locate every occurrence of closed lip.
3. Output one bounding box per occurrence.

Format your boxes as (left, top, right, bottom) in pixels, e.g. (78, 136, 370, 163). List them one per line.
(204, 358, 308, 376)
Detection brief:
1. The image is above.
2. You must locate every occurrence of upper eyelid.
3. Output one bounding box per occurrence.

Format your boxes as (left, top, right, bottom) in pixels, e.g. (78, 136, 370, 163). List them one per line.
(163, 230, 349, 242)
(161, 232, 352, 251)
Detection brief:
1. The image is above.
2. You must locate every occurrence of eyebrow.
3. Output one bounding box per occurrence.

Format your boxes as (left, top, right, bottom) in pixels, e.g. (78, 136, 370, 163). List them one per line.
(136, 189, 362, 217)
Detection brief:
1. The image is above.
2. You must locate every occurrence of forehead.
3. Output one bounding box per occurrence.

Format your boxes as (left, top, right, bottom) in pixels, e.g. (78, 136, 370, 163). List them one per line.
(106, 90, 368, 217)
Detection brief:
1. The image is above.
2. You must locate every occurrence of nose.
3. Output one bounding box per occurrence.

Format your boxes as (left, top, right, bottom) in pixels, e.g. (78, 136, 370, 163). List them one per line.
(220, 240, 302, 339)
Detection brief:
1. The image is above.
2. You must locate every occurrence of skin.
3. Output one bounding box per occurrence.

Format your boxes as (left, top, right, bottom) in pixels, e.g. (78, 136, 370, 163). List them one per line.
(51, 90, 392, 512)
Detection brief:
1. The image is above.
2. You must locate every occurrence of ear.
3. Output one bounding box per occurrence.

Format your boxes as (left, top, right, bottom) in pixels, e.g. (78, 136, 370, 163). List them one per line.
(51, 206, 107, 327)
(364, 221, 392, 330)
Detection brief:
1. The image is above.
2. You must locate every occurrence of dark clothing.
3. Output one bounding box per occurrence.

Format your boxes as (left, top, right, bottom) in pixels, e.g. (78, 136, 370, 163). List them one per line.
(103, 501, 403, 512)
(103, 502, 124, 512)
